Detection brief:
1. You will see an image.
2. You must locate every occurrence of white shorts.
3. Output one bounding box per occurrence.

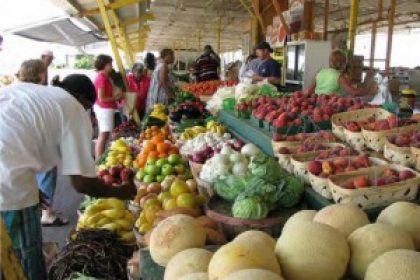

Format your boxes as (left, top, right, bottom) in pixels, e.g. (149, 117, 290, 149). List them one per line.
(93, 104, 115, 133)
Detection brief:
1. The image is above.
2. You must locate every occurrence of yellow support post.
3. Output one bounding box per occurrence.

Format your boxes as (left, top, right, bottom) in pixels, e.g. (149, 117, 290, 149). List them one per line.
(82, 0, 146, 16)
(96, 0, 128, 89)
(369, 0, 382, 68)
(238, 0, 258, 46)
(385, 0, 396, 72)
(323, 0, 330, 40)
(216, 17, 222, 53)
(347, 0, 359, 55)
(110, 11, 134, 67)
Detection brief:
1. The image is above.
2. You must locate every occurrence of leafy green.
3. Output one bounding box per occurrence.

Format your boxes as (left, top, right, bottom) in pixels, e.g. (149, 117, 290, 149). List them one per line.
(276, 175, 304, 208)
(243, 176, 285, 210)
(214, 175, 248, 201)
(249, 153, 286, 184)
(232, 194, 269, 219)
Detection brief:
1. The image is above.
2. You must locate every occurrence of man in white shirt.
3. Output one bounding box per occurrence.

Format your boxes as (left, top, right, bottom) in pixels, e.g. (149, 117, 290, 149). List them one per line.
(0, 63, 136, 279)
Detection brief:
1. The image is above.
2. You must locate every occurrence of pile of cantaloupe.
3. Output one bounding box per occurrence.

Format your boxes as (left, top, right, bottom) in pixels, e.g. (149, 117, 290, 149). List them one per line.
(150, 202, 420, 280)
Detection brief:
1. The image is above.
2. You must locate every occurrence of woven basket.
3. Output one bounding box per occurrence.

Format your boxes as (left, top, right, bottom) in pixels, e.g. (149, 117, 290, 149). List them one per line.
(331, 108, 393, 142)
(383, 139, 415, 167)
(308, 156, 388, 200)
(362, 123, 420, 152)
(328, 164, 420, 209)
(289, 143, 347, 182)
(342, 129, 366, 151)
(271, 140, 302, 151)
(195, 176, 215, 200)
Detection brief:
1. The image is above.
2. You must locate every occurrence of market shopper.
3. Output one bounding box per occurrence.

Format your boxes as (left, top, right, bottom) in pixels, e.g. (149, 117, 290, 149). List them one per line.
(305, 50, 377, 96)
(0, 60, 136, 280)
(40, 49, 54, 85)
(195, 45, 221, 82)
(145, 48, 175, 113)
(239, 53, 259, 82)
(127, 63, 151, 116)
(252, 42, 281, 86)
(93, 54, 122, 160)
(144, 52, 157, 75)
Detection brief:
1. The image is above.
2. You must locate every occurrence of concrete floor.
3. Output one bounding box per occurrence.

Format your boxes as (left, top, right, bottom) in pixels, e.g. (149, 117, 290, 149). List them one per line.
(42, 175, 83, 248)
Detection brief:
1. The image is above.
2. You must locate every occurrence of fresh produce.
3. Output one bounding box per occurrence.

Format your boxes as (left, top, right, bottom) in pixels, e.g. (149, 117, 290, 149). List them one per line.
(376, 201, 420, 250)
(98, 138, 134, 169)
(208, 240, 282, 280)
(134, 178, 203, 234)
(48, 229, 134, 280)
(112, 120, 139, 140)
(249, 153, 284, 184)
(214, 175, 248, 201)
(164, 248, 213, 280)
(140, 115, 167, 131)
(97, 165, 134, 186)
(307, 155, 372, 177)
(281, 210, 316, 234)
(78, 196, 98, 214)
(178, 273, 209, 280)
(138, 125, 173, 142)
(181, 80, 237, 96)
(135, 140, 180, 170)
(313, 204, 370, 237)
(365, 249, 420, 280)
(224, 269, 284, 280)
(340, 168, 417, 189)
(362, 116, 417, 132)
(233, 230, 276, 250)
(234, 82, 259, 101)
(387, 130, 420, 148)
(199, 144, 256, 183)
(348, 223, 415, 279)
(232, 194, 269, 219)
(275, 221, 350, 280)
(149, 103, 168, 121)
(272, 130, 335, 142)
(149, 214, 207, 266)
(76, 198, 135, 244)
(169, 102, 207, 122)
(180, 121, 227, 140)
(174, 91, 198, 104)
(205, 86, 236, 114)
(180, 132, 233, 157)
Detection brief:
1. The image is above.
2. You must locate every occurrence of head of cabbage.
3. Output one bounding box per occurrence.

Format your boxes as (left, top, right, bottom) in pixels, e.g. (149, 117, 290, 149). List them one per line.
(232, 194, 269, 220)
(214, 175, 248, 202)
(249, 154, 286, 184)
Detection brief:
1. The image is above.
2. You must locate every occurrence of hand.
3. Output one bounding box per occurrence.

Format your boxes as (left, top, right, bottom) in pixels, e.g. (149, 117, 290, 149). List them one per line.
(118, 180, 137, 200)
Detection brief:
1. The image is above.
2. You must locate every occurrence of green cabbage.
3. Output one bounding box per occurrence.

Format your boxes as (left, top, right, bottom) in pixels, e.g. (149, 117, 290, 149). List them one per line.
(276, 175, 304, 208)
(249, 154, 286, 184)
(214, 175, 248, 201)
(232, 194, 269, 219)
(243, 176, 285, 210)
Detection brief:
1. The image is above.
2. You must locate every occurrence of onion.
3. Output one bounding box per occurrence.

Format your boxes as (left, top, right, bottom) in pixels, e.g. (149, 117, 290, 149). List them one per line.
(241, 143, 261, 157)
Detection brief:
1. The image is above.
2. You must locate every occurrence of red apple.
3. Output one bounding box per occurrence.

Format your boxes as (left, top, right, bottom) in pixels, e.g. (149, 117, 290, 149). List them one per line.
(384, 168, 399, 178)
(399, 170, 415, 181)
(354, 175, 370, 188)
(308, 160, 323, 175)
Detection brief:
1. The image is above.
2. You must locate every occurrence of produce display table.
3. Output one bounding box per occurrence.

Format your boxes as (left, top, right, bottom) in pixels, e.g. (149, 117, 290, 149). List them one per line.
(305, 187, 420, 220)
(218, 110, 274, 156)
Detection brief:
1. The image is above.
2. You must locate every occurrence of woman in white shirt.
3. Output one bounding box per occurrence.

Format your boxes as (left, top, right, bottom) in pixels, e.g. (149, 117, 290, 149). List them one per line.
(0, 60, 136, 280)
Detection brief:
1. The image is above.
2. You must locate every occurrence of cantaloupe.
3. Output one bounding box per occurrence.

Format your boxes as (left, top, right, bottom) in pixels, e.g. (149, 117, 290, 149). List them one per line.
(376, 201, 420, 250)
(275, 221, 349, 280)
(365, 249, 420, 280)
(224, 269, 284, 280)
(348, 223, 415, 280)
(313, 204, 369, 237)
(233, 230, 276, 249)
(208, 240, 281, 280)
(164, 248, 213, 280)
(150, 214, 206, 266)
(178, 272, 209, 280)
(281, 210, 316, 234)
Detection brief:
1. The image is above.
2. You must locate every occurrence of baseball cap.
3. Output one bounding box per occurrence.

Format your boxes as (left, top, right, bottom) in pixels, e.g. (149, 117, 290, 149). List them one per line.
(256, 42, 273, 53)
(42, 50, 54, 57)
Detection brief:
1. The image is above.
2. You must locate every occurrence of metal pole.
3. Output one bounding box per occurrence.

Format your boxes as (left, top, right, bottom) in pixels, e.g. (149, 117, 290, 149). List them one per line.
(96, 0, 128, 89)
(217, 17, 222, 53)
(323, 0, 330, 40)
(385, 0, 396, 72)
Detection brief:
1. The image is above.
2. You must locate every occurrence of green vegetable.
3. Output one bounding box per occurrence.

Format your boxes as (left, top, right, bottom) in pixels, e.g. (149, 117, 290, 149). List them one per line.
(249, 154, 286, 184)
(214, 175, 248, 201)
(276, 175, 304, 208)
(232, 194, 269, 219)
(244, 176, 285, 210)
(79, 196, 98, 213)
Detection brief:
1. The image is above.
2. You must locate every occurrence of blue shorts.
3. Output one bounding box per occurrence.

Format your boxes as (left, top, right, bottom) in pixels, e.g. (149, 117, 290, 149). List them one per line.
(36, 167, 57, 205)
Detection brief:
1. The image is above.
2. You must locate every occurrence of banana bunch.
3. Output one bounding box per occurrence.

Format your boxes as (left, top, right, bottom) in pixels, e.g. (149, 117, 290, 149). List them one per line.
(206, 121, 227, 134)
(77, 198, 135, 244)
(149, 104, 168, 121)
(180, 126, 207, 140)
(99, 138, 133, 170)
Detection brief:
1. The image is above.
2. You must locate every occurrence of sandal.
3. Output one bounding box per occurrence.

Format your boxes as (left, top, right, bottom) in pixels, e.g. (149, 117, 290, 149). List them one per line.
(41, 217, 69, 227)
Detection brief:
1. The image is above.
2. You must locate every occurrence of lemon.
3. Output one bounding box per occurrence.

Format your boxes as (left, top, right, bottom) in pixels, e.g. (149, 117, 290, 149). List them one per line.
(145, 204, 162, 223)
(157, 191, 172, 202)
(176, 193, 197, 209)
(144, 198, 162, 209)
(170, 179, 190, 197)
(163, 198, 177, 210)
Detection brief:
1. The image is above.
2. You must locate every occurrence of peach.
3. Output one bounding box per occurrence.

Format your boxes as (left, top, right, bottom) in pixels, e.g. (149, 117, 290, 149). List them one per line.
(308, 160, 323, 175)
(354, 175, 370, 188)
(399, 170, 416, 181)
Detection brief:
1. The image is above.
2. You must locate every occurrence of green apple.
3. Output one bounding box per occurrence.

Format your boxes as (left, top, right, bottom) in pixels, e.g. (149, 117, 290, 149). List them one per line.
(174, 164, 186, 175)
(145, 164, 160, 176)
(161, 164, 174, 176)
(146, 157, 157, 166)
(143, 174, 155, 183)
(168, 154, 181, 165)
(136, 169, 146, 180)
(156, 175, 165, 182)
(156, 158, 169, 168)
